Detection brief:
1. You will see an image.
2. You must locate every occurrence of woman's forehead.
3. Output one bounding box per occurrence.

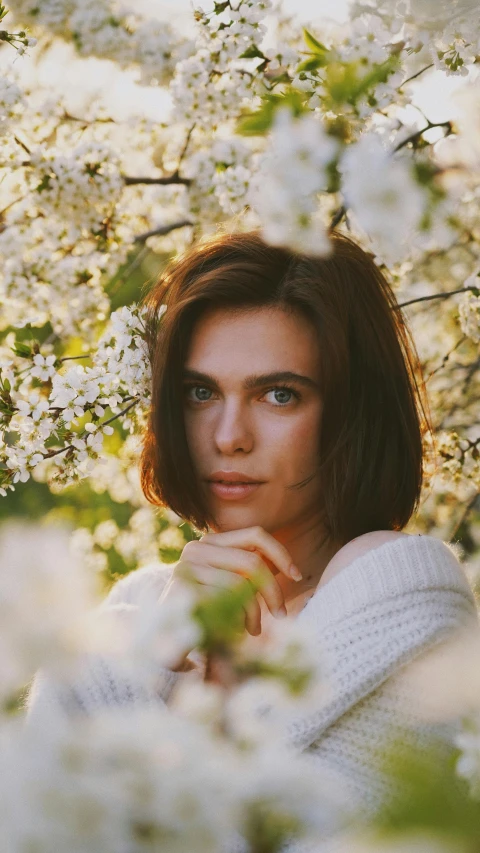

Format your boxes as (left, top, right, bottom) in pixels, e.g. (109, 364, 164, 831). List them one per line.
(185, 306, 321, 382)
(190, 303, 316, 338)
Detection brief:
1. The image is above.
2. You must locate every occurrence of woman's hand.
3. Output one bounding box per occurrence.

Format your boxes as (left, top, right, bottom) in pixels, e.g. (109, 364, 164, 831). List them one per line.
(158, 526, 302, 658)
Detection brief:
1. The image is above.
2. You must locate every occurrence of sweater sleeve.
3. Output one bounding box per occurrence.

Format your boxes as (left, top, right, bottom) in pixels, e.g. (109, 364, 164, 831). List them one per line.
(285, 534, 480, 753)
(24, 562, 195, 727)
(275, 535, 480, 843)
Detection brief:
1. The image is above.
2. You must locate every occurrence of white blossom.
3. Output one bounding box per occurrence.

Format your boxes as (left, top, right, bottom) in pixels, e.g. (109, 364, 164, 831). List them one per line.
(0, 707, 242, 853)
(459, 289, 480, 343)
(339, 132, 427, 265)
(248, 108, 338, 255)
(0, 521, 101, 700)
(0, 73, 25, 135)
(454, 714, 480, 799)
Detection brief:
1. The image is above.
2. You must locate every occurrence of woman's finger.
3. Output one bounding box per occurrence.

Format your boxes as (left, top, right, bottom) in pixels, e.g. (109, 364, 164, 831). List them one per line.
(181, 541, 286, 617)
(176, 562, 262, 635)
(200, 525, 302, 582)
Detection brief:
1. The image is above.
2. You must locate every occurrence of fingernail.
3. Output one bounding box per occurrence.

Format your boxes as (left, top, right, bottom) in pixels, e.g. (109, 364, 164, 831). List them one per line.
(289, 564, 302, 581)
(276, 605, 288, 618)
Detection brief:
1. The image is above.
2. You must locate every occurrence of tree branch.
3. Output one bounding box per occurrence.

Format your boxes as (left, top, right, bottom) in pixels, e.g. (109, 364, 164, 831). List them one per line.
(176, 124, 196, 172)
(42, 398, 140, 461)
(448, 488, 480, 541)
(123, 173, 191, 187)
(400, 63, 435, 86)
(14, 134, 31, 155)
(134, 219, 194, 244)
(392, 119, 453, 153)
(62, 110, 115, 125)
(329, 204, 346, 230)
(396, 284, 479, 310)
(424, 334, 467, 383)
(329, 119, 454, 232)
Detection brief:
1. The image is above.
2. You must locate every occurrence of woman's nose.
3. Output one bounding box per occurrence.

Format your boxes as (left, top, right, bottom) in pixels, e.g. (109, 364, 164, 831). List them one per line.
(213, 402, 254, 453)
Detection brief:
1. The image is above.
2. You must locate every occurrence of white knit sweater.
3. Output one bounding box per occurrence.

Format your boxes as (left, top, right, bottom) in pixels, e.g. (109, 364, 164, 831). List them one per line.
(24, 533, 480, 846)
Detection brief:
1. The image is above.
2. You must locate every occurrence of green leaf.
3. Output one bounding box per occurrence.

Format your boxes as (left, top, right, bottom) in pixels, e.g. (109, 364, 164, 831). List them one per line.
(237, 107, 275, 135)
(36, 174, 52, 193)
(193, 584, 256, 653)
(303, 28, 328, 54)
(237, 90, 309, 136)
(238, 44, 265, 60)
(2, 378, 11, 393)
(12, 342, 32, 358)
(323, 53, 399, 108)
(374, 736, 480, 838)
(296, 56, 325, 72)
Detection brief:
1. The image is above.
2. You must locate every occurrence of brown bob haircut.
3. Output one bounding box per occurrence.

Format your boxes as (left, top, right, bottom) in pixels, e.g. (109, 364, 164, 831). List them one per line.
(139, 227, 434, 546)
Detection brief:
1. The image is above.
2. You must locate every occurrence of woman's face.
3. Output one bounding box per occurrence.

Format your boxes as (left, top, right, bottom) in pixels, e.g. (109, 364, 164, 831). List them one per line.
(182, 305, 324, 535)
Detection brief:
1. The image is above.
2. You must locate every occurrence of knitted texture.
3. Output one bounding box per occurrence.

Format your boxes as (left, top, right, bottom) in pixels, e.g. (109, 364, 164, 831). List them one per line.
(24, 534, 480, 845)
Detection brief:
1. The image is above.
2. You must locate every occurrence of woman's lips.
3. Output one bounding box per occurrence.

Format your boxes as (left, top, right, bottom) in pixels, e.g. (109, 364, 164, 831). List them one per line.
(207, 482, 263, 500)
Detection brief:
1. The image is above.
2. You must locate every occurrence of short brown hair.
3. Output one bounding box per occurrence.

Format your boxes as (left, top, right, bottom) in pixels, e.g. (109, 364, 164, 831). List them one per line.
(139, 228, 434, 544)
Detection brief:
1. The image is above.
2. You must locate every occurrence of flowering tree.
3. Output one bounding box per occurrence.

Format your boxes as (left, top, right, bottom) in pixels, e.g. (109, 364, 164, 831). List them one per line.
(1, 0, 480, 850)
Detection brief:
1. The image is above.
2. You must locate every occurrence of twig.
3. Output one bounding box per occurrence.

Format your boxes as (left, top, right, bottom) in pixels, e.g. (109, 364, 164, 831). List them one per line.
(58, 355, 90, 362)
(134, 218, 194, 244)
(14, 135, 31, 155)
(176, 124, 196, 172)
(448, 489, 480, 541)
(123, 174, 191, 187)
(42, 398, 140, 460)
(100, 397, 139, 428)
(392, 120, 453, 153)
(0, 194, 27, 218)
(396, 284, 478, 309)
(424, 335, 467, 383)
(106, 244, 150, 295)
(330, 117, 454, 232)
(62, 110, 115, 125)
(329, 204, 346, 230)
(400, 63, 435, 86)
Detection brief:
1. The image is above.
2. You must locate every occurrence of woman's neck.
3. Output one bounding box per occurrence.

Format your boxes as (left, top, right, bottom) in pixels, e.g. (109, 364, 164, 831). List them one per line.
(272, 529, 343, 606)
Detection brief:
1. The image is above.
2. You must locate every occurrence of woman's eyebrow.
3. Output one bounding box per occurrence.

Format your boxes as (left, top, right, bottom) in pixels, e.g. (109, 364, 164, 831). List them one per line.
(182, 369, 319, 390)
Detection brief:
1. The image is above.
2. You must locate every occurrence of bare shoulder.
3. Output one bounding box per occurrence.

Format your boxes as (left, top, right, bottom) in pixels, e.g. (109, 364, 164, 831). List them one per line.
(320, 530, 411, 588)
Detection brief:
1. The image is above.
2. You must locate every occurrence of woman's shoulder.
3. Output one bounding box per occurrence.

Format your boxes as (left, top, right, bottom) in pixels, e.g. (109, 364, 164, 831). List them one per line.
(320, 530, 412, 588)
(312, 532, 478, 624)
(100, 560, 176, 610)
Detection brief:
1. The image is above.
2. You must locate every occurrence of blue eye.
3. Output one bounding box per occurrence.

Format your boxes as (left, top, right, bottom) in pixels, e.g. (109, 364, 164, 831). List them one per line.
(184, 384, 300, 407)
(265, 386, 299, 406)
(185, 385, 212, 403)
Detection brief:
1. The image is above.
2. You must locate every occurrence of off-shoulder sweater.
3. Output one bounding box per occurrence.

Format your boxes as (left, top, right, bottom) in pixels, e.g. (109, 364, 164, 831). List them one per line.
(24, 533, 480, 843)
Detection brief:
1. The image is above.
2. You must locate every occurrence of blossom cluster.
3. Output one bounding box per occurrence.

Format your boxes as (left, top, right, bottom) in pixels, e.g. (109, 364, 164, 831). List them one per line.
(248, 108, 339, 255)
(338, 131, 427, 265)
(9, 0, 193, 86)
(0, 73, 24, 135)
(184, 137, 254, 221)
(459, 279, 480, 343)
(350, 0, 480, 77)
(169, 0, 272, 130)
(0, 304, 151, 495)
(27, 141, 124, 235)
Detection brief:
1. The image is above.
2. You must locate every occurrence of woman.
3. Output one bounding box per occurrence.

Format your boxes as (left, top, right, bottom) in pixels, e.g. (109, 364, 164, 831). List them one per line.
(26, 228, 479, 834)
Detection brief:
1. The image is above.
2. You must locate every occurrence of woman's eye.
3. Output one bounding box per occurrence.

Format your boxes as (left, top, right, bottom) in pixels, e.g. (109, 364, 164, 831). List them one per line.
(264, 386, 299, 406)
(184, 385, 299, 406)
(184, 385, 212, 403)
